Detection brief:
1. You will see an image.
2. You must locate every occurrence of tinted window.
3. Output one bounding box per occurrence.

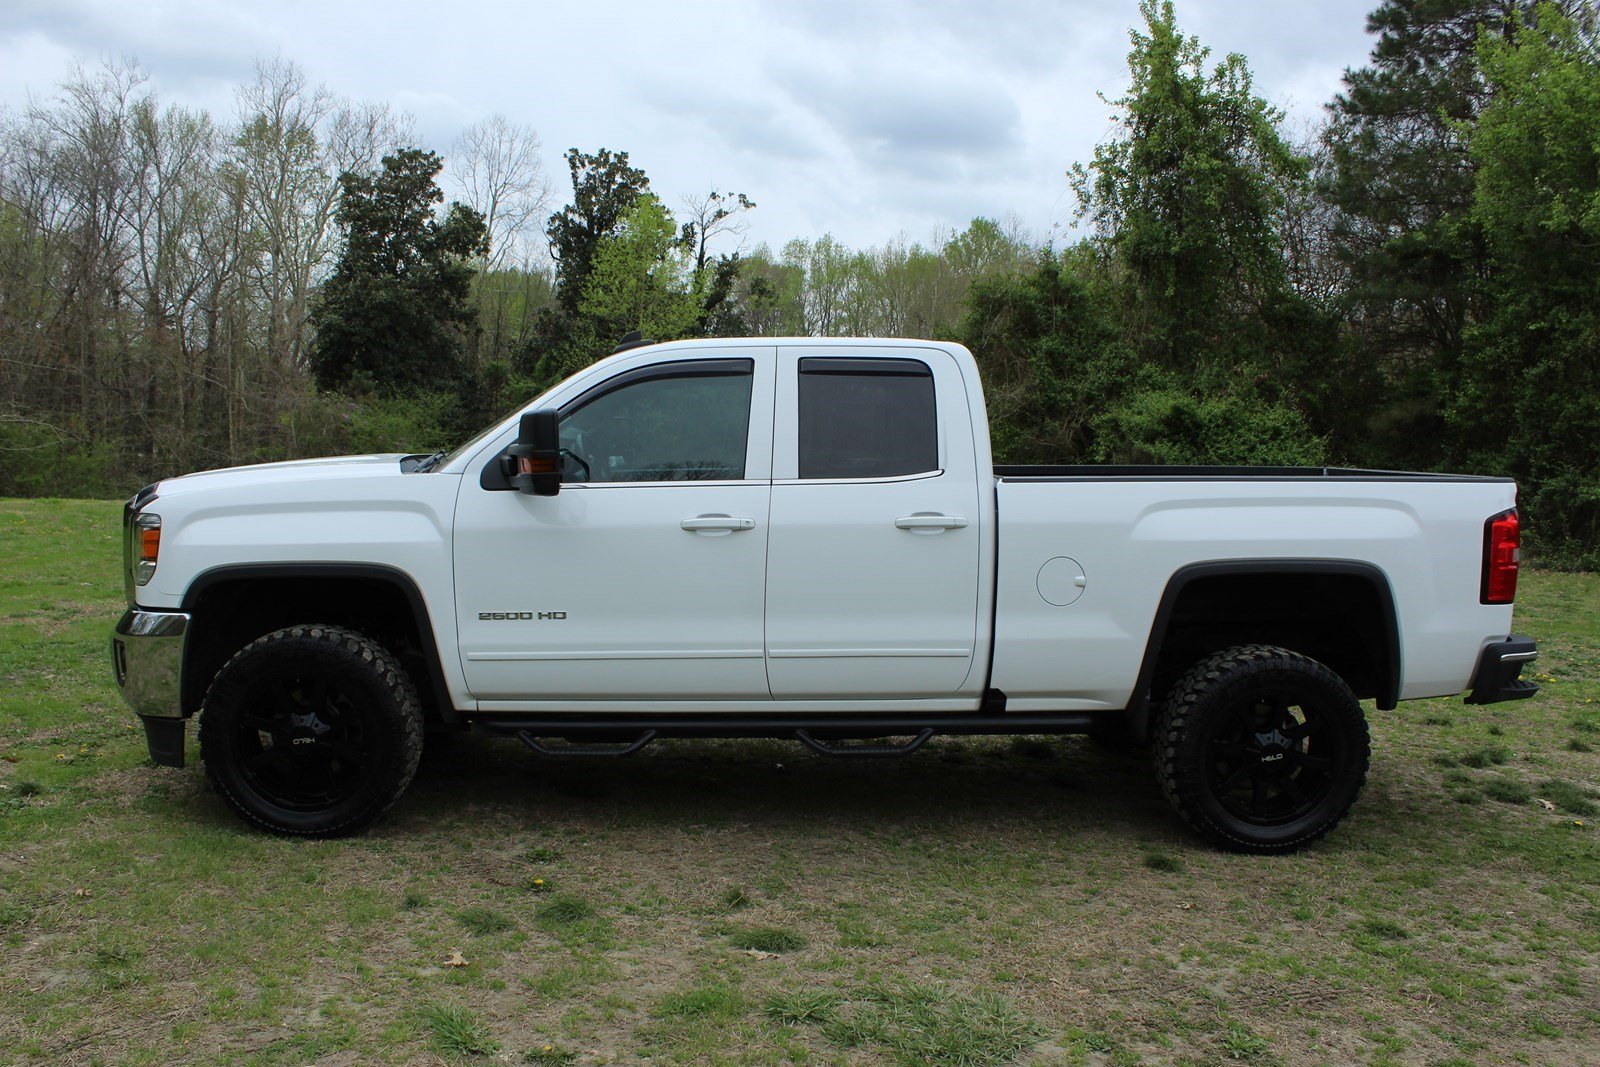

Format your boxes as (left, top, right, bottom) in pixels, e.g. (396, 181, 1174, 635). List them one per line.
(798, 358, 937, 479)
(559, 366, 752, 482)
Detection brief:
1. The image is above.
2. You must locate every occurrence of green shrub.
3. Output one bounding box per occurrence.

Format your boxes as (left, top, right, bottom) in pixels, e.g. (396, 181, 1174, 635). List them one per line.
(346, 391, 457, 455)
(1091, 388, 1327, 467)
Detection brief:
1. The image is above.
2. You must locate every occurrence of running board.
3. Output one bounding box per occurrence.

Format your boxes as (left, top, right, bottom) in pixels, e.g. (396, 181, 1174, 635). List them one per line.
(795, 727, 935, 758)
(514, 728, 657, 758)
(475, 712, 1097, 744)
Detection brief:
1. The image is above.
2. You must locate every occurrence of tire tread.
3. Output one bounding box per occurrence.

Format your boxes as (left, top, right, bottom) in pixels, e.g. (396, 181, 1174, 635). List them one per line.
(198, 624, 423, 837)
(1152, 644, 1370, 854)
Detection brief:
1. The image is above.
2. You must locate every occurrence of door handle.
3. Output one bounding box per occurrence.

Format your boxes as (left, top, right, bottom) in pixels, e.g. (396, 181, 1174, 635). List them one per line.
(681, 515, 756, 533)
(895, 514, 969, 530)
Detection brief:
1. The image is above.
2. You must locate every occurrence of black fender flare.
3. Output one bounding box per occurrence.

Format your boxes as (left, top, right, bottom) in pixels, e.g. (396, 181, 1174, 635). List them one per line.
(1126, 559, 1401, 740)
(180, 562, 460, 722)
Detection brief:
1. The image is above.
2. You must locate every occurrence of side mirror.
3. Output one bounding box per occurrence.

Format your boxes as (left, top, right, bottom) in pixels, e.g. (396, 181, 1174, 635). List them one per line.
(505, 410, 561, 496)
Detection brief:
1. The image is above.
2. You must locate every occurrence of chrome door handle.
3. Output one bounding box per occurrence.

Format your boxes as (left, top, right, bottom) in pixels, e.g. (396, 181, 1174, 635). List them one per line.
(895, 514, 968, 530)
(681, 515, 756, 532)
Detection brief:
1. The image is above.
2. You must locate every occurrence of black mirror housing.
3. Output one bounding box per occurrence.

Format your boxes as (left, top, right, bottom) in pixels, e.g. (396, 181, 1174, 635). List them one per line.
(505, 409, 561, 496)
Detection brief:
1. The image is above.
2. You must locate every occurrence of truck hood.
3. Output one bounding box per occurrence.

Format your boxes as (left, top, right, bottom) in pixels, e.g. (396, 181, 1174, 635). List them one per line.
(154, 454, 419, 496)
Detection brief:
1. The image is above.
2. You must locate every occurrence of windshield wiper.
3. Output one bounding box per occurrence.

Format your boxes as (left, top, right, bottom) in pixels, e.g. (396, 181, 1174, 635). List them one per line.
(408, 450, 447, 473)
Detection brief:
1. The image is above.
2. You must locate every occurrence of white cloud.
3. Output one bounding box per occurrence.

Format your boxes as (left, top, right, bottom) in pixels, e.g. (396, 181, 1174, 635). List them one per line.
(0, 0, 1380, 251)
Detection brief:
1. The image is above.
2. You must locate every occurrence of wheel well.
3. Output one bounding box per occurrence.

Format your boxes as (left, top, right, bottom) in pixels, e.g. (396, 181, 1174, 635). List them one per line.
(1134, 564, 1399, 734)
(180, 567, 453, 723)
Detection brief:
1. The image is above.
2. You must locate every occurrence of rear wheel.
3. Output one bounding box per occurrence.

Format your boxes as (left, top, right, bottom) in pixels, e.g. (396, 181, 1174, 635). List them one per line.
(1153, 644, 1370, 853)
(199, 625, 423, 836)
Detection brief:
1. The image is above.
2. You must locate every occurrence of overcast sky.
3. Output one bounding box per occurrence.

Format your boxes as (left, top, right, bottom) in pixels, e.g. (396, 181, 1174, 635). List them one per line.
(0, 0, 1380, 254)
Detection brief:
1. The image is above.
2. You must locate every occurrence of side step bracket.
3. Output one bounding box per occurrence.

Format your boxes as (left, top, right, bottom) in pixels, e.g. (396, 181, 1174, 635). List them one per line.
(515, 728, 657, 758)
(794, 727, 935, 758)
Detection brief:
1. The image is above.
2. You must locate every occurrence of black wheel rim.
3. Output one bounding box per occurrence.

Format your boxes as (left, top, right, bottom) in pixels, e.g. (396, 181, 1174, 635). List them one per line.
(231, 672, 376, 813)
(1202, 687, 1344, 826)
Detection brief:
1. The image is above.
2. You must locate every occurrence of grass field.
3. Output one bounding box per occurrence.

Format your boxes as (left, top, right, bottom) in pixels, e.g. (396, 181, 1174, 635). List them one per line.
(1, 498, 1597, 1066)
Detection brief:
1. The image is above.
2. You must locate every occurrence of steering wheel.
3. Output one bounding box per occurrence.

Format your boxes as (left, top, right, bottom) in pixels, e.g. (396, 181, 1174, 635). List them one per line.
(560, 448, 592, 482)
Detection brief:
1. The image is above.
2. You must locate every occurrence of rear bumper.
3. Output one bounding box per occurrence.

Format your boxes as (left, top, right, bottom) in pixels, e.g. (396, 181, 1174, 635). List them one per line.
(1464, 634, 1540, 705)
(111, 609, 191, 767)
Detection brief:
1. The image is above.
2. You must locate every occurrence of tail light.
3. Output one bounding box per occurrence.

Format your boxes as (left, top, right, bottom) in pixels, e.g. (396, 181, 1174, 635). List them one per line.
(1481, 508, 1520, 604)
(134, 513, 162, 586)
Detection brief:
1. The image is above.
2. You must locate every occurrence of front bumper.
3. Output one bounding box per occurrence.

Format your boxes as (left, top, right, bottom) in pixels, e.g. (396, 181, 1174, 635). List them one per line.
(1464, 634, 1540, 705)
(112, 609, 192, 766)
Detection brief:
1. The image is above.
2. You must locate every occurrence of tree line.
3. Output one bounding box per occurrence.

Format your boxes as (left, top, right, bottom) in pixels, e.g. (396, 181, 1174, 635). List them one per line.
(2, 1, 1597, 566)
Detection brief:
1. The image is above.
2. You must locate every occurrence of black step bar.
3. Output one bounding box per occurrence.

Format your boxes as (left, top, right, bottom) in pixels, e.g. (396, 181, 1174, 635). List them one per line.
(474, 712, 1099, 758)
(795, 727, 935, 758)
(515, 728, 658, 758)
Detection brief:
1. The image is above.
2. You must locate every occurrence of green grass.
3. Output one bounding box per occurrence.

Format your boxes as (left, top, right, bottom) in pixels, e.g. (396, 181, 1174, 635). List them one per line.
(1, 498, 1597, 1064)
(1540, 778, 1599, 816)
(801, 980, 1042, 1066)
(726, 925, 806, 953)
(1458, 744, 1513, 768)
(1141, 849, 1184, 872)
(764, 989, 842, 1025)
(655, 982, 746, 1020)
(1483, 776, 1533, 804)
(420, 1002, 500, 1057)
(534, 892, 592, 927)
(456, 906, 515, 936)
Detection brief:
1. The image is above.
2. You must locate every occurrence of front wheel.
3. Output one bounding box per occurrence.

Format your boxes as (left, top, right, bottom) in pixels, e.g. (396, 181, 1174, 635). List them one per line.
(1152, 645, 1370, 853)
(199, 625, 423, 836)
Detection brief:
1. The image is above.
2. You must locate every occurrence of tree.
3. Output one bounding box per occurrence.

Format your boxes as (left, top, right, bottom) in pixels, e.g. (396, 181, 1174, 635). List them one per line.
(678, 189, 755, 334)
(545, 147, 650, 316)
(1070, 0, 1306, 377)
(229, 59, 410, 381)
(679, 189, 754, 276)
(942, 216, 1033, 281)
(450, 115, 553, 367)
(578, 193, 698, 341)
(310, 148, 486, 393)
(1320, 0, 1591, 467)
(959, 249, 1131, 464)
(711, 245, 806, 336)
(1455, 4, 1600, 564)
(451, 114, 550, 273)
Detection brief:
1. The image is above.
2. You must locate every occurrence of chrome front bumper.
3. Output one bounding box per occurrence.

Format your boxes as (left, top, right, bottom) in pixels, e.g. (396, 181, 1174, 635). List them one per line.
(112, 609, 192, 767)
(112, 609, 191, 718)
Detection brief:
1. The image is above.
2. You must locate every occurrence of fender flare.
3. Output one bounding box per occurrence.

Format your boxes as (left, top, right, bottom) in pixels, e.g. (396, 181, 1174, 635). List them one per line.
(181, 562, 459, 722)
(1126, 559, 1401, 740)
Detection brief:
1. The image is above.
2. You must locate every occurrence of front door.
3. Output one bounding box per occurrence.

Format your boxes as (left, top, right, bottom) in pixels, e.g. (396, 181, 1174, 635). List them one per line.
(454, 354, 775, 701)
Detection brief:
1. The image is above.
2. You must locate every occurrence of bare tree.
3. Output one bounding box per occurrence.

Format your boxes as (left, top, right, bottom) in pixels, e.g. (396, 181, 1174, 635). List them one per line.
(450, 114, 550, 272)
(29, 59, 147, 436)
(449, 115, 552, 364)
(679, 189, 754, 275)
(230, 58, 411, 381)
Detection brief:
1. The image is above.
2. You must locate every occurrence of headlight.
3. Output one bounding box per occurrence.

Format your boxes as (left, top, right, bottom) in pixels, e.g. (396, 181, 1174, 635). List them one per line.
(134, 512, 161, 585)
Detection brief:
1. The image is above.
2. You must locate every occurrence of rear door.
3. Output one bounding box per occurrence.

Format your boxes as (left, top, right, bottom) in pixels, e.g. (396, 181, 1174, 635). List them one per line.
(763, 347, 983, 698)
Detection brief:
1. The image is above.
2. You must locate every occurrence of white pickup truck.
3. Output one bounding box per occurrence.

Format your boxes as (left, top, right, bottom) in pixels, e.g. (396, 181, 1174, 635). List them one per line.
(111, 336, 1538, 851)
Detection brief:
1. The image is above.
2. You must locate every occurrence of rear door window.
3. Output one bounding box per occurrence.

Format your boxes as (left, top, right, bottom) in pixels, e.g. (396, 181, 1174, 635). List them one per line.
(797, 358, 937, 479)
